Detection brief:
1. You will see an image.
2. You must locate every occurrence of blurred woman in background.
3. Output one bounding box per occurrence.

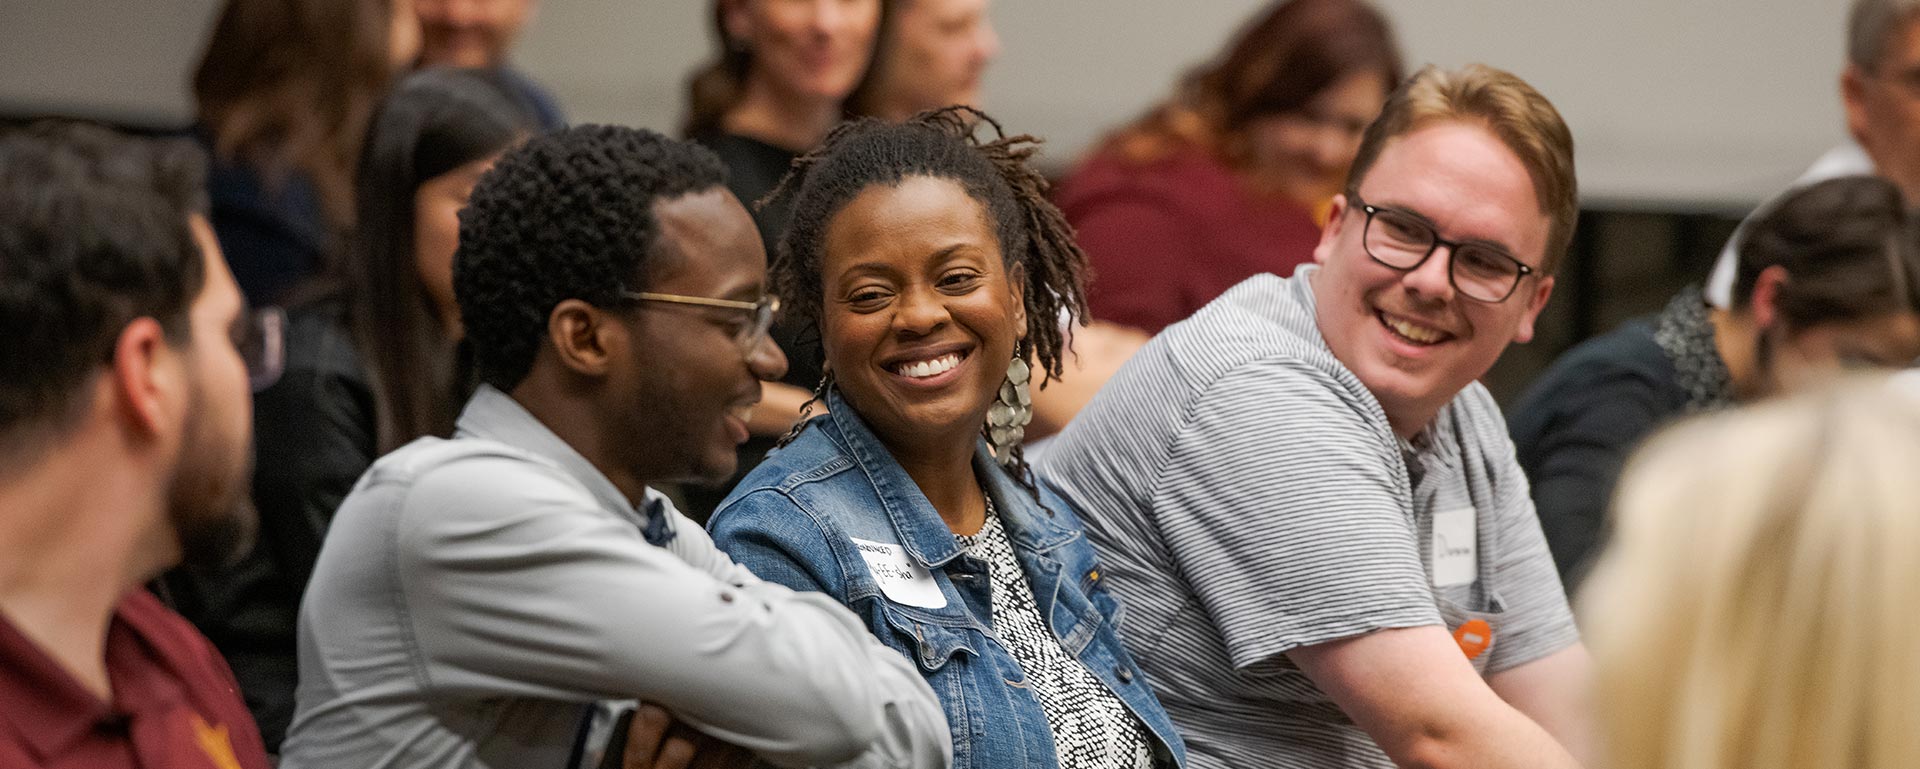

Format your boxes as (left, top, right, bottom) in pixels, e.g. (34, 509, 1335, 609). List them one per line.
(1510, 175, 1920, 588)
(193, 0, 420, 307)
(680, 0, 886, 518)
(1058, 0, 1401, 334)
(1582, 375, 1920, 769)
(166, 68, 532, 752)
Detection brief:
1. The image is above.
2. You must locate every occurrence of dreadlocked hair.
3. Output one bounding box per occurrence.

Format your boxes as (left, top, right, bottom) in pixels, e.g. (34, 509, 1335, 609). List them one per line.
(768, 105, 1090, 385)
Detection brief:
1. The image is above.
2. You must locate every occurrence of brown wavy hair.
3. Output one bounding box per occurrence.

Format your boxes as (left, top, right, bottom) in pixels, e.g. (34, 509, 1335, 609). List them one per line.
(193, 0, 399, 237)
(1102, 0, 1401, 168)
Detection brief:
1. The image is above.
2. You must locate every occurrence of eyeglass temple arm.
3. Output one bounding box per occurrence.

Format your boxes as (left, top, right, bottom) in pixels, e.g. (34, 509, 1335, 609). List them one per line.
(624, 291, 760, 311)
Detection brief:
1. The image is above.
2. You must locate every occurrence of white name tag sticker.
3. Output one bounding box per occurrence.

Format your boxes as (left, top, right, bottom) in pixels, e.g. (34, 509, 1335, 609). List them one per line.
(851, 538, 947, 609)
(1431, 507, 1478, 588)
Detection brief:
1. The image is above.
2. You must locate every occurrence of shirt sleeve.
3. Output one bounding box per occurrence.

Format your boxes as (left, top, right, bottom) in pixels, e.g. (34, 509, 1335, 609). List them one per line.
(394, 454, 950, 769)
(1512, 364, 1671, 587)
(1153, 360, 1441, 669)
(1471, 403, 1583, 674)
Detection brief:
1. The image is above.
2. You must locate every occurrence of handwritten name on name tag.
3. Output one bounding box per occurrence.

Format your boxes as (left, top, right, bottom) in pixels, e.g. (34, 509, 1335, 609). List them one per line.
(851, 538, 948, 609)
(1431, 507, 1478, 588)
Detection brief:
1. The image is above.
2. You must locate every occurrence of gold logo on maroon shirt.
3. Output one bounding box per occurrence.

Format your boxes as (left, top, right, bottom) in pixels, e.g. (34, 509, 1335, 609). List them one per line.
(192, 714, 243, 769)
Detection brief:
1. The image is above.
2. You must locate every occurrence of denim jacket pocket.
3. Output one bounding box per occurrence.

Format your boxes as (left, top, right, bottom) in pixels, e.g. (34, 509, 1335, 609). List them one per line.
(880, 607, 978, 674)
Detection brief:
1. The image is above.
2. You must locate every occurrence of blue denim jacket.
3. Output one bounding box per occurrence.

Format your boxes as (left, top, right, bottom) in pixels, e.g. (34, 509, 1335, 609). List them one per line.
(710, 389, 1187, 769)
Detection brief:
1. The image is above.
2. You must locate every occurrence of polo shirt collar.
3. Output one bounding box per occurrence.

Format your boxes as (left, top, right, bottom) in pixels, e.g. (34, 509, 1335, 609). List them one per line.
(0, 593, 191, 762)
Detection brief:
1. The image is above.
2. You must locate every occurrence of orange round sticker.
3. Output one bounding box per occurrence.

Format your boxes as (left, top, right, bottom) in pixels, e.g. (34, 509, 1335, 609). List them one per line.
(1453, 618, 1493, 660)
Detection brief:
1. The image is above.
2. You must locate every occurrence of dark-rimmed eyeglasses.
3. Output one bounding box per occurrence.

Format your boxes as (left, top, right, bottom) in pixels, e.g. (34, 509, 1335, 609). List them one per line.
(621, 290, 780, 355)
(1350, 194, 1536, 303)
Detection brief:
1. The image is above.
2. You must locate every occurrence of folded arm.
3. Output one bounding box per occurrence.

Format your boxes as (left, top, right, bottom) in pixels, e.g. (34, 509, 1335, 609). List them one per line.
(397, 456, 949, 769)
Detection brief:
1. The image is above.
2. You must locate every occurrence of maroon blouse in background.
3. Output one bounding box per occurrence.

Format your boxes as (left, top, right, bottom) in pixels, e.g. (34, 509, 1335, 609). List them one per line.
(1059, 145, 1325, 335)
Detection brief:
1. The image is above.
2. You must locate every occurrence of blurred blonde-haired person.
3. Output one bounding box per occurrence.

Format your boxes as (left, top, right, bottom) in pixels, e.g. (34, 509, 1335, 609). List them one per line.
(1581, 375, 1920, 769)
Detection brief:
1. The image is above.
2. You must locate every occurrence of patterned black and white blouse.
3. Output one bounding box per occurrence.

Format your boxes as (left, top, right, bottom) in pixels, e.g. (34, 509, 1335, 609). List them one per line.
(955, 494, 1156, 769)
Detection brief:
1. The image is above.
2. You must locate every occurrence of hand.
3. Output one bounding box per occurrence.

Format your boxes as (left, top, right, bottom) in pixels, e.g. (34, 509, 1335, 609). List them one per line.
(622, 704, 756, 769)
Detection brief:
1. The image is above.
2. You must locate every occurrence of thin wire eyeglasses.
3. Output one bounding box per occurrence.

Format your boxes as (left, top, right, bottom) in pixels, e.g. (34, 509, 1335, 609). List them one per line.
(621, 291, 780, 354)
(1350, 194, 1536, 303)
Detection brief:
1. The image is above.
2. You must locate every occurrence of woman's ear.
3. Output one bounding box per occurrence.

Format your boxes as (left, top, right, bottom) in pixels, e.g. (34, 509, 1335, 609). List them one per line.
(1749, 264, 1791, 331)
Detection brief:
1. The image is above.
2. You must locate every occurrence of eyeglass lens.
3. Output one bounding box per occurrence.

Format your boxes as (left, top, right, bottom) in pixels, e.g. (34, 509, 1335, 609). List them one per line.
(1364, 207, 1524, 302)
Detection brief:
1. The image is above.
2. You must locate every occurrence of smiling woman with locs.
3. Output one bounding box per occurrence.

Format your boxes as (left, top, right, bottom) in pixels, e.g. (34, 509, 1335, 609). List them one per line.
(706, 107, 1188, 769)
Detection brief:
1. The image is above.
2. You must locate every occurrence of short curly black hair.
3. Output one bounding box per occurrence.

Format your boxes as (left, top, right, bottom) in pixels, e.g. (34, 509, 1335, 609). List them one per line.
(454, 124, 728, 391)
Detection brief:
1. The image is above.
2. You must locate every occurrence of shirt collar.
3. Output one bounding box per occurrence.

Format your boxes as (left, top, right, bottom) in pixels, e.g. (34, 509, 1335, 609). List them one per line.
(454, 385, 673, 541)
(823, 387, 1073, 567)
(0, 592, 195, 762)
(0, 609, 108, 760)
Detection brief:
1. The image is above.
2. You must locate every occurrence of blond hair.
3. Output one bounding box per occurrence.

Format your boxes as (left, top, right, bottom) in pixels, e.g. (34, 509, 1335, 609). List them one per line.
(1344, 63, 1577, 272)
(1580, 375, 1920, 769)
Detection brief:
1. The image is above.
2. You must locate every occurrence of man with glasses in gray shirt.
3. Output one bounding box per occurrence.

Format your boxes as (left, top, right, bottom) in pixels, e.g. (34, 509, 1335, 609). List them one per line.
(1036, 65, 1589, 769)
(281, 126, 948, 769)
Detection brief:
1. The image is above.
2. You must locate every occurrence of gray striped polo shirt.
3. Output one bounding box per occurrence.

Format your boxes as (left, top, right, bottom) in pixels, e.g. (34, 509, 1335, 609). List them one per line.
(1035, 267, 1579, 769)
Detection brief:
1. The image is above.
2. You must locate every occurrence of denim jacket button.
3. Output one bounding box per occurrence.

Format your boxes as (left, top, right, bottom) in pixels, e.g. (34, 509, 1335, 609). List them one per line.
(1115, 665, 1135, 684)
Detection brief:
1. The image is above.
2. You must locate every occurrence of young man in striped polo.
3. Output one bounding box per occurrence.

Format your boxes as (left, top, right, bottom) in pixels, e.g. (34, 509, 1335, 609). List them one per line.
(1036, 64, 1589, 769)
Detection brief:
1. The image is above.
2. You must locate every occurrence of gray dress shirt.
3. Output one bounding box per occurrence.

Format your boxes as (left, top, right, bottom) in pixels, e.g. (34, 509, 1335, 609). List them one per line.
(280, 386, 950, 769)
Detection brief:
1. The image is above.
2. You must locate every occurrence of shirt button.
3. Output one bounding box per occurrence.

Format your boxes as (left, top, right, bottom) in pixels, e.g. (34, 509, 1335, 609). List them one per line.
(1115, 666, 1135, 684)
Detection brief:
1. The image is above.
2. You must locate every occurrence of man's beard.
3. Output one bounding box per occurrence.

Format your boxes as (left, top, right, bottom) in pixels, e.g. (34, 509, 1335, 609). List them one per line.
(165, 377, 256, 568)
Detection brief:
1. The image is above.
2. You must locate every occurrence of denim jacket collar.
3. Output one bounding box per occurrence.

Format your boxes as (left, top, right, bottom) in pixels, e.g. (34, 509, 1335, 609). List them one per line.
(822, 387, 1075, 568)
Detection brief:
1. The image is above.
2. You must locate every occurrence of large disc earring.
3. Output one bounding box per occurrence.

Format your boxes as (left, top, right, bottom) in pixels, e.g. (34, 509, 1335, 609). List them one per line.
(985, 353, 1032, 465)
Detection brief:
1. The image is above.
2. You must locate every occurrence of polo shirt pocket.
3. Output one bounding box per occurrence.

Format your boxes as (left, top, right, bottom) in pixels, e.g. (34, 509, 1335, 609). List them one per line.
(1436, 592, 1506, 675)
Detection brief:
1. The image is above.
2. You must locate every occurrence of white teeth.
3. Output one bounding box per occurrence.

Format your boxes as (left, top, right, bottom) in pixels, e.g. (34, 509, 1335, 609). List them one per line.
(896, 353, 962, 379)
(1383, 314, 1445, 344)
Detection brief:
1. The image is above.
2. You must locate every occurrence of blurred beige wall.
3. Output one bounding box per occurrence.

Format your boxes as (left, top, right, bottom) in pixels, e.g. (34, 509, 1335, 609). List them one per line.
(0, 0, 1849, 206)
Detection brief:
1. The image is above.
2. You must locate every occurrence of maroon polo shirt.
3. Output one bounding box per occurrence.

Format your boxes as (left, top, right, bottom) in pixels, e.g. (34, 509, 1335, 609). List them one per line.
(0, 589, 270, 769)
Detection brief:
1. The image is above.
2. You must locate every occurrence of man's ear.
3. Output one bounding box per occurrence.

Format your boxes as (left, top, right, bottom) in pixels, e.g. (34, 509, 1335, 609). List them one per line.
(1512, 275, 1556, 344)
(1312, 193, 1352, 265)
(110, 317, 181, 439)
(1749, 264, 1790, 331)
(547, 299, 619, 377)
(1843, 65, 1873, 150)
